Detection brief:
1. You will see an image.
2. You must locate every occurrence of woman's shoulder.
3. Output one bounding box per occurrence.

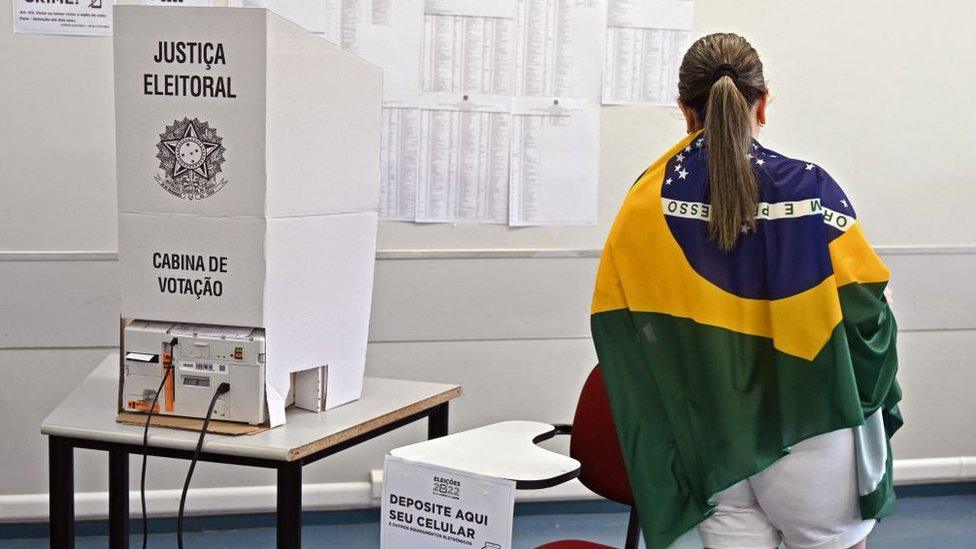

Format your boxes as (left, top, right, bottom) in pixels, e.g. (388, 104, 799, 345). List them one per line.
(755, 144, 857, 218)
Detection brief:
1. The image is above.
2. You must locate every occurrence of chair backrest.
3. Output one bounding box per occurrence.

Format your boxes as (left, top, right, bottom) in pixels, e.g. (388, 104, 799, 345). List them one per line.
(568, 365, 633, 506)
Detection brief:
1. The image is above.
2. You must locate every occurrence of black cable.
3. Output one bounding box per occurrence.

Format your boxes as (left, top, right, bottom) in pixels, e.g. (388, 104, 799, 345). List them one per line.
(177, 382, 230, 549)
(140, 365, 171, 549)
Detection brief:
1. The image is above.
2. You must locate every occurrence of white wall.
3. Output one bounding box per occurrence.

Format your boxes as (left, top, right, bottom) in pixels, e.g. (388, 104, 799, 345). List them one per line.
(2, 0, 975, 522)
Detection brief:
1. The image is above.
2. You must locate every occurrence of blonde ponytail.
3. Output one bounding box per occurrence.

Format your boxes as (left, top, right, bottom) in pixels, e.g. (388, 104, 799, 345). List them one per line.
(704, 74, 759, 251)
(677, 33, 767, 252)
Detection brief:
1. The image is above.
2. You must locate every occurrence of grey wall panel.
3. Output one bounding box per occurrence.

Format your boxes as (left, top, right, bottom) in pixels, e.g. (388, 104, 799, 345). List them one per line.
(891, 330, 976, 459)
(369, 257, 598, 342)
(0, 348, 118, 495)
(0, 260, 120, 349)
(883, 252, 976, 331)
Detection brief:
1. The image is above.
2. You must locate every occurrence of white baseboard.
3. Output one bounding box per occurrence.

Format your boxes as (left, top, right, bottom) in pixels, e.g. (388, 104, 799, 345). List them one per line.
(2, 457, 973, 524)
(0, 482, 373, 524)
(893, 456, 976, 484)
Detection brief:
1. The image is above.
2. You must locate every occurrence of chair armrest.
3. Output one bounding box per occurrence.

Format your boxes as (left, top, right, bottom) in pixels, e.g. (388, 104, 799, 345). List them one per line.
(550, 423, 572, 436)
(390, 420, 581, 490)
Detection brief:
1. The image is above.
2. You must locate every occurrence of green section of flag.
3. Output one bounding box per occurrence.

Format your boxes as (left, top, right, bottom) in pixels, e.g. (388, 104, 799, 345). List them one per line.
(859, 447, 897, 519)
(590, 282, 900, 549)
(839, 281, 902, 519)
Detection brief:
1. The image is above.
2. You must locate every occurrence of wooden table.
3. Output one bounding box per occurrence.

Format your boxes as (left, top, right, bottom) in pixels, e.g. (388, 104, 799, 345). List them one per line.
(41, 354, 462, 549)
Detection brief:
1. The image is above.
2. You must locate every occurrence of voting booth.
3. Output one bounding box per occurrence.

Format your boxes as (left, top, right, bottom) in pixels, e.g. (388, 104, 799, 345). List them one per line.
(114, 6, 382, 427)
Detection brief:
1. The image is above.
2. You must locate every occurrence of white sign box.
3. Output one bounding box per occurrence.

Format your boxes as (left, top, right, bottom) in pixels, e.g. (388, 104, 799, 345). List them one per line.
(114, 6, 382, 427)
(382, 456, 515, 549)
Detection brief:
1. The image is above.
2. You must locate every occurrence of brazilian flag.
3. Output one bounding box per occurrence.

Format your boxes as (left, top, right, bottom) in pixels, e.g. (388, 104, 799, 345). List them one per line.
(591, 131, 902, 548)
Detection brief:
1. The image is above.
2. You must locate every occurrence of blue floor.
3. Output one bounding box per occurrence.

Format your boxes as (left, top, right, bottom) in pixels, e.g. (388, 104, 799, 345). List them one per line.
(2, 493, 974, 548)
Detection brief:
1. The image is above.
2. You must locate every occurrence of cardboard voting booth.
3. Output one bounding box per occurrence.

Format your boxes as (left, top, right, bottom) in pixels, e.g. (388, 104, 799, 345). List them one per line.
(114, 6, 382, 427)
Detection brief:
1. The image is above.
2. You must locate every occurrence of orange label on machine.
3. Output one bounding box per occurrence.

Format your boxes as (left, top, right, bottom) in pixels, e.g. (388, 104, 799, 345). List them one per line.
(162, 352, 175, 412)
(127, 400, 160, 413)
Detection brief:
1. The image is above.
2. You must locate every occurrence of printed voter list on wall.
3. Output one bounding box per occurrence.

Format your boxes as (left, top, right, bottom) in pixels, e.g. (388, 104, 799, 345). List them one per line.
(382, 455, 515, 549)
(12, 0, 112, 36)
(603, 0, 695, 106)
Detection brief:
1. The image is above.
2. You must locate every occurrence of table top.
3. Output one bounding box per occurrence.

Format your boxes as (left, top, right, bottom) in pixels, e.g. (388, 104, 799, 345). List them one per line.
(42, 354, 462, 462)
(390, 421, 580, 487)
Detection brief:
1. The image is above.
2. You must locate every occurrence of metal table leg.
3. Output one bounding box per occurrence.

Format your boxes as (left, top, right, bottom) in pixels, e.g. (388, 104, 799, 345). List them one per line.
(108, 449, 130, 549)
(49, 436, 75, 549)
(276, 462, 302, 549)
(428, 402, 450, 439)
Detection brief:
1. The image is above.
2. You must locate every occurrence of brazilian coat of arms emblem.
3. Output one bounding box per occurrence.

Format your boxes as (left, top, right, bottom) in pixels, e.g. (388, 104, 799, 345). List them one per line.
(155, 117, 227, 200)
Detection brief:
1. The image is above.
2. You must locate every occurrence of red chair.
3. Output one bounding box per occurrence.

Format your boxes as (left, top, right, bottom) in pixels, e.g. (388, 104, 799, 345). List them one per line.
(536, 365, 640, 549)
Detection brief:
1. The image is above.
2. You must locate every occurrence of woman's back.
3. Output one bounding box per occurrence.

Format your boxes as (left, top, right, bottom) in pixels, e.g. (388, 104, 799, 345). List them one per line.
(660, 139, 854, 301)
(591, 33, 901, 549)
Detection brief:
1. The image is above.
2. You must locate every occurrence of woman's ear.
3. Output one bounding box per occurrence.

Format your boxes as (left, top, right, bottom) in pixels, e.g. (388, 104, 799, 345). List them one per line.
(756, 92, 768, 127)
(678, 100, 698, 133)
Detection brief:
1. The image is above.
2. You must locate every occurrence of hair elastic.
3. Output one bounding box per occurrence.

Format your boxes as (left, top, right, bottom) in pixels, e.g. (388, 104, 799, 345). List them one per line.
(711, 63, 739, 82)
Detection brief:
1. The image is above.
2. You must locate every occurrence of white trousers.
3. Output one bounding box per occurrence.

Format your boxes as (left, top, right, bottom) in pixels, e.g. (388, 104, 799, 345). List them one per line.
(697, 428, 876, 549)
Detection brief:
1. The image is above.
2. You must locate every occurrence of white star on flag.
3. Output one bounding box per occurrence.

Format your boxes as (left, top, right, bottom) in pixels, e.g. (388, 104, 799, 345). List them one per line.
(755, 158, 765, 166)
(676, 153, 685, 162)
(805, 163, 814, 171)
(696, 138, 704, 147)
(840, 199, 848, 208)
(674, 164, 682, 173)
(678, 168, 689, 180)
(665, 178, 673, 185)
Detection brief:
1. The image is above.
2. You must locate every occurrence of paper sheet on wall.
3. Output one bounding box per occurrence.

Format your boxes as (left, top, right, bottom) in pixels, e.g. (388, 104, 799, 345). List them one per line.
(416, 94, 511, 224)
(514, 0, 607, 101)
(421, 0, 517, 95)
(509, 97, 600, 226)
(381, 94, 511, 224)
(603, 0, 694, 106)
(348, 0, 426, 95)
(11, 0, 112, 36)
(420, 0, 607, 99)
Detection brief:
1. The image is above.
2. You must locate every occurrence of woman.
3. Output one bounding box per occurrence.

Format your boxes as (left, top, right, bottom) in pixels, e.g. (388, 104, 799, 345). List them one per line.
(591, 33, 901, 549)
